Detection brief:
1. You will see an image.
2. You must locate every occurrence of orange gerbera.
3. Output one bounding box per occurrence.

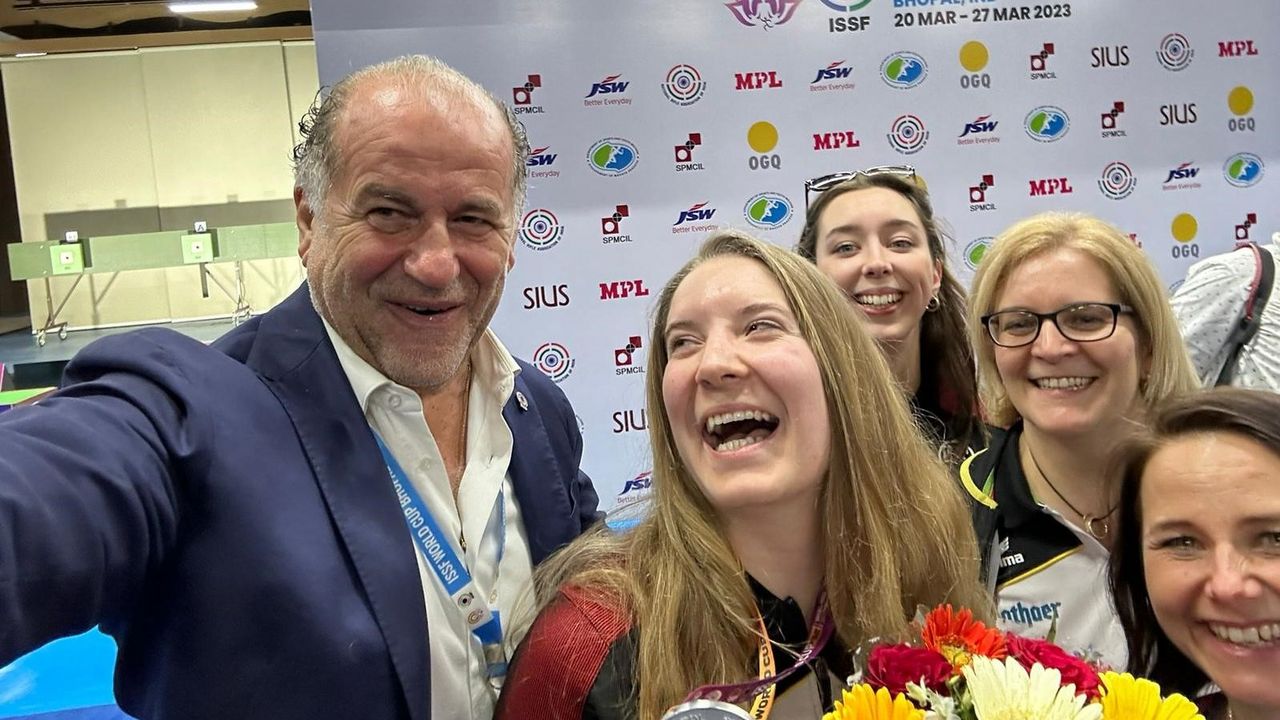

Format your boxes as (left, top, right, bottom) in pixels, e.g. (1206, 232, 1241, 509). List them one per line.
(921, 604, 1006, 670)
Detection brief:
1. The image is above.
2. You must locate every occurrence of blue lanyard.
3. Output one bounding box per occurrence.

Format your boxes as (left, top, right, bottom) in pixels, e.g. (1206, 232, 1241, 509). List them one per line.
(372, 431, 507, 683)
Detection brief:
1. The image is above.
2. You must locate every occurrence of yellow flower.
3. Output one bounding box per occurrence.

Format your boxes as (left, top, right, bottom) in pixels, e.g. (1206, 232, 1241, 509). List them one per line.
(1098, 672, 1205, 720)
(823, 684, 925, 720)
(963, 656, 1102, 720)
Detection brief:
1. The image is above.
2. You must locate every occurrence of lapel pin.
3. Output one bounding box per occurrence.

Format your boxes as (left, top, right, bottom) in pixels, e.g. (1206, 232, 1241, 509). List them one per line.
(516, 391, 529, 412)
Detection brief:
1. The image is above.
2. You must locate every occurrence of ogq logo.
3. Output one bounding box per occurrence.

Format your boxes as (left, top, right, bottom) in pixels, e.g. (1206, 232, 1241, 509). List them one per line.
(1224, 152, 1264, 188)
(1024, 106, 1070, 142)
(533, 342, 575, 383)
(587, 138, 639, 177)
(743, 192, 794, 230)
(517, 209, 564, 252)
(880, 51, 928, 89)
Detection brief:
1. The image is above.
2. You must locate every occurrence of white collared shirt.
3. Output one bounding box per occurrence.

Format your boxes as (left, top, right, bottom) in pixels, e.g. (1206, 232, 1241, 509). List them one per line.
(323, 319, 533, 719)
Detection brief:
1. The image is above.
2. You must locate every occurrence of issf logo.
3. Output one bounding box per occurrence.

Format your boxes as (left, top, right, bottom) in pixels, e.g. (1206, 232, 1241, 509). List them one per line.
(880, 51, 928, 89)
(1024, 106, 1070, 142)
(1224, 152, 1264, 188)
(743, 192, 793, 230)
(587, 138, 639, 177)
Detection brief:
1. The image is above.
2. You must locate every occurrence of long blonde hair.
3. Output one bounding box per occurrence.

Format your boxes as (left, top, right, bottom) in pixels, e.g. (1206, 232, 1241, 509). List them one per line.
(534, 230, 988, 718)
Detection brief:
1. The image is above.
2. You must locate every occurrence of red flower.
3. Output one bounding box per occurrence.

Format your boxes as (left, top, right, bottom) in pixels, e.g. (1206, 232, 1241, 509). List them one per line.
(864, 644, 953, 696)
(1005, 634, 1103, 699)
(921, 604, 1006, 671)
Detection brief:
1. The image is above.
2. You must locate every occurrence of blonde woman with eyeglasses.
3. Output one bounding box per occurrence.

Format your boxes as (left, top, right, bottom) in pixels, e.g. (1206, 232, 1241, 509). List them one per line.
(797, 166, 982, 466)
(963, 211, 1197, 672)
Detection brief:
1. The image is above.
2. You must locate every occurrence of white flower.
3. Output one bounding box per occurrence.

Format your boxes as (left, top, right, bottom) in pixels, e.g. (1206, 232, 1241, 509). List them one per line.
(962, 656, 1101, 720)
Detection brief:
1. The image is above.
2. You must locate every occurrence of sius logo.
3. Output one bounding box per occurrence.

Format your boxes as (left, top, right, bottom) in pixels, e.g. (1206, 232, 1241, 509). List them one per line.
(672, 202, 718, 234)
(511, 74, 544, 114)
(532, 342, 575, 383)
(517, 209, 564, 252)
(813, 130, 860, 150)
(1029, 42, 1057, 79)
(601, 204, 632, 245)
(587, 138, 639, 177)
(1160, 103, 1198, 126)
(1098, 161, 1137, 200)
(612, 409, 648, 434)
(958, 115, 999, 146)
(1029, 177, 1074, 196)
(584, 74, 632, 107)
(734, 70, 783, 90)
(1091, 45, 1130, 68)
(811, 61, 854, 87)
(1100, 101, 1126, 138)
(522, 283, 570, 310)
(881, 51, 928, 89)
(1219, 40, 1259, 57)
(1157, 32, 1194, 71)
(969, 174, 996, 211)
(743, 192, 793, 230)
(725, 0, 801, 29)
(887, 114, 929, 155)
(1024, 106, 1070, 142)
(1162, 162, 1201, 191)
(614, 335, 645, 375)
(1224, 152, 1264, 188)
(674, 133, 705, 171)
(599, 279, 651, 301)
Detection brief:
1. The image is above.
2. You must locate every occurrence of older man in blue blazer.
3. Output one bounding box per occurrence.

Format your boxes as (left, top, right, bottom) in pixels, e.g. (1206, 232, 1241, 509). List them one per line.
(0, 56, 600, 720)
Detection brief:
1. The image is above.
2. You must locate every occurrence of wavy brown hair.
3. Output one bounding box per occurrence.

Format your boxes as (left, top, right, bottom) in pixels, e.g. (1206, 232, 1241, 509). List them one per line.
(531, 230, 989, 718)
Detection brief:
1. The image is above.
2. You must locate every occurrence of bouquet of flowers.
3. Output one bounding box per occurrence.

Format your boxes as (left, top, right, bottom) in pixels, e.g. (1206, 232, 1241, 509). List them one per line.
(824, 605, 1203, 720)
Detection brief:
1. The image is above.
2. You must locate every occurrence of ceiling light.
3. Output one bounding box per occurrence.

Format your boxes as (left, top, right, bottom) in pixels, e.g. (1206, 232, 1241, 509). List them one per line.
(169, 1, 258, 12)
(15, 52, 47, 58)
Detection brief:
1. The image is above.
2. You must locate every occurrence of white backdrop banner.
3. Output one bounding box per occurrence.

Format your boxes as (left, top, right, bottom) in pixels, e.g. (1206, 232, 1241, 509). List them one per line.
(310, 0, 1279, 512)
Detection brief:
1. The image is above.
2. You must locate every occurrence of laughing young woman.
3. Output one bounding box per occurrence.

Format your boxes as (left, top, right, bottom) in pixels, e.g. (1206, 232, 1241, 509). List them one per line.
(496, 230, 987, 719)
(962, 212, 1197, 671)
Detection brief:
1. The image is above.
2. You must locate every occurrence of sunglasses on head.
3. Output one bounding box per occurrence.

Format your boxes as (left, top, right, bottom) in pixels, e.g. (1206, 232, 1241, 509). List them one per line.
(803, 165, 918, 209)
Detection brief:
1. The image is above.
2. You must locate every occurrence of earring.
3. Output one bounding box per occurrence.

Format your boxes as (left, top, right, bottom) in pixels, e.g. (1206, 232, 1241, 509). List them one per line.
(926, 294, 941, 312)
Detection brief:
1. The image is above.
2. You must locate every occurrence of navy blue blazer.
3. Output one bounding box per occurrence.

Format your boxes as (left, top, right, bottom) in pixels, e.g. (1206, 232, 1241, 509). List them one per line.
(0, 285, 601, 720)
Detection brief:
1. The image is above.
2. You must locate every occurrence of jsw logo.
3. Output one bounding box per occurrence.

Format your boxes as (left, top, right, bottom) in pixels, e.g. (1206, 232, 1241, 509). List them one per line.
(811, 62, 853, 84)
(1165, 163, 1200, 183)
(960, 116, 998, 137)
(526, 147, 557, 166)
(586, 75, 629, 98)
(676, 203, 716, 225)
(621, 473, 652, 494)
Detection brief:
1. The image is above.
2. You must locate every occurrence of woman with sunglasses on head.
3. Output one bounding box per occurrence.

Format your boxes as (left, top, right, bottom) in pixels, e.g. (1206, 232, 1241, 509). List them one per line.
(963, 212, 1197, 671)
(797, 166, 981, 467)
(496, 230, 988, 720)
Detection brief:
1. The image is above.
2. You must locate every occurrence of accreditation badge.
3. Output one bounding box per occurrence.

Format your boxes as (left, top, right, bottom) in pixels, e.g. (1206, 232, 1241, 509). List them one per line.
(661, 699, 753, 720)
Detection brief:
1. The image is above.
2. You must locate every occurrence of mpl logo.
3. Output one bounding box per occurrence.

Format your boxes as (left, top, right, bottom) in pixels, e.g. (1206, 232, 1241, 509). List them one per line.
(614, 335, 645, 375)
(1098, 161, 1137, 200)
(1100, 101, 1127, 138)
(1219, 40, 1259, 57)
(1028, 176, 1074, 197)
(963, 237, 994, 271)
(743, 192, 794, 230)
(1162, 162, 1202, 191)
(887, 114, 929, 155)
(1029, 42, 1057, 79)
(957, 115, 999, 146)
(612, 409, 648, 435)
(587, 138, 639, 177)
(968, 174, 996, 212)
(511, 74, 545, 114)
(734, 70, 784, 91)
(1160, 103, 1198, 126)
(584, 74, 631, 107)
(599, 279, 651, 301)
(525, 146, 559, 180)
(522, 283, 570, 310)
(811, 61, 856, 92)
(517, 209, 564, 252)
(1235, 212, 1259, 242)
(675, 133, 704, 172)
(1157, 32, 1194, 72)
(672, 202, 718, 234)
(881, 51, 928, 90)
(601, 204, 632, 245)
(1024, 106, 1070, 143)
(813, 130, 860, 151)
(663, 64, 706, 106)
(532, 342, 575, 383)
(1224, 152, 1264, 188)
(724, 0, 801, 29)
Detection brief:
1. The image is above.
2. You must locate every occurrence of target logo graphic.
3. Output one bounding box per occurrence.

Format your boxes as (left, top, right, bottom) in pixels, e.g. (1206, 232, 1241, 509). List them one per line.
(518, 209, 564, 252)
(1098, 161, 1137, 200)
(1157, 33, 1194, 72)
(533, 342, 576, 383)
(663, 64, 707, 106)
(887, 114, 929, 155)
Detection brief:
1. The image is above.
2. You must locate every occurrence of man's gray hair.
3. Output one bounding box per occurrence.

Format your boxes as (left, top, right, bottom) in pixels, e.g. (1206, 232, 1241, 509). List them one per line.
(292, 55, 529, 222)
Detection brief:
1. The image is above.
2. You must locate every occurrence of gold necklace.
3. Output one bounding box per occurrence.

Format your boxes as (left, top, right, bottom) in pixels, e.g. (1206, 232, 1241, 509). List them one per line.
(1024, 441, 1116, 541)
(455, 368, 472, 549)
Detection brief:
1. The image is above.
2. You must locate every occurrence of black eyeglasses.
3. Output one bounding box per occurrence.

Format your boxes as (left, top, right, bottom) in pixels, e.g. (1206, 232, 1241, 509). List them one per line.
(981, 303, 1135, 348)
(803, 165, 918, 209)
